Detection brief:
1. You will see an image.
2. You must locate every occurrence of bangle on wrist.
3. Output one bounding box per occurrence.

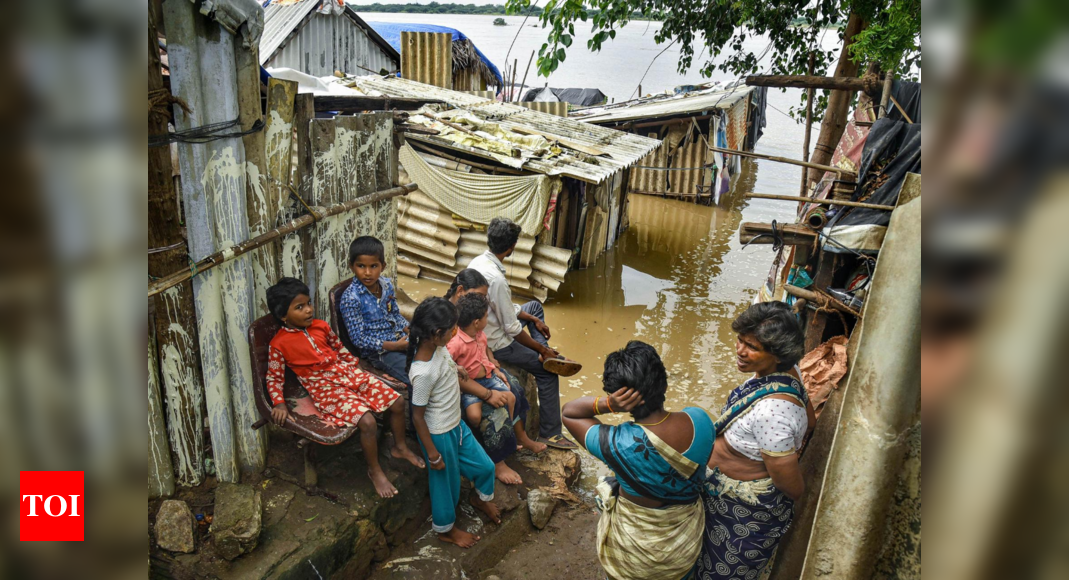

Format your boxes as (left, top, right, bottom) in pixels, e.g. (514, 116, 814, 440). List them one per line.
(593, 397, 601, 414)
(429, 454, 442, 464)
(606, 397, 615, 413)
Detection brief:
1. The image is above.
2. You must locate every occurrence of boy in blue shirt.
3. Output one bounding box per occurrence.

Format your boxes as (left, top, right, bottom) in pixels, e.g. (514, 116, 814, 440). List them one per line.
(339, 236, 412, 386)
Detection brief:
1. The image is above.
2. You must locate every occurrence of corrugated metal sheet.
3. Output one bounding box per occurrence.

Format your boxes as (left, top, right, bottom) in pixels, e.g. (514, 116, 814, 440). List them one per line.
(518, 101, 569, 118)
(464, 90, 496, 100)
(668, 142, 711, 196)
(261, 1, 399, 76)
(571, 81, 755, 124)
(629, 141, 668, 194)
(395, 191, 569, 301)
(344, 75, 661, 184)
(400, 31, 452, 89)
(725, 93, 751, 153)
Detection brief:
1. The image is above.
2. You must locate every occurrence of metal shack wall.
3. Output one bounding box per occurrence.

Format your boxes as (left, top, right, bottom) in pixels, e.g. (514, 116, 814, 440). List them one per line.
(268, 11, 397, 77)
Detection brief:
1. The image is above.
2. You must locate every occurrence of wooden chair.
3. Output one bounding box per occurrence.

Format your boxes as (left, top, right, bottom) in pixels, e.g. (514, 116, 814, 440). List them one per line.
(248, 314, 357, 486)
(329, 278, 413, 431)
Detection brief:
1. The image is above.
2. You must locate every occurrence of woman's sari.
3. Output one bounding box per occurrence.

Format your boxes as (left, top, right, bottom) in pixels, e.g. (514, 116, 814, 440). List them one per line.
(696, 373, 809, 580)
(586, 407, 714, 580)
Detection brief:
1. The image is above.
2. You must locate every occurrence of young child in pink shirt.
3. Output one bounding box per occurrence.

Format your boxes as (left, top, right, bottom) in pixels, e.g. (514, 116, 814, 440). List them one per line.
(447, 293, 545, 484)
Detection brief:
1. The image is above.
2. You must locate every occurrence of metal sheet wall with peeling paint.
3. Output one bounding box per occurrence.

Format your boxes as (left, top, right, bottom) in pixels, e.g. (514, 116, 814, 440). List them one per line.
(264, 10, 398, 77)
(400, 31, 452, 89)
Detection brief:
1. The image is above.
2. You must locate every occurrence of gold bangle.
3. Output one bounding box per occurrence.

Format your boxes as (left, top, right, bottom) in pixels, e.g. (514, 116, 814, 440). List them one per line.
(594, 397, 601, 414)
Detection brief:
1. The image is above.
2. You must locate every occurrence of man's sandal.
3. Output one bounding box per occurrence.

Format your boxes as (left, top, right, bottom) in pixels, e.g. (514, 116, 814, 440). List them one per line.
(542, 357, 582, 377)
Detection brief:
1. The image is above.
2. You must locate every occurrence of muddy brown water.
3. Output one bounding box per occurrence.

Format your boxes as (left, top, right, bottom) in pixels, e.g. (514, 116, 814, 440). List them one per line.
(398, 160, 796, 429)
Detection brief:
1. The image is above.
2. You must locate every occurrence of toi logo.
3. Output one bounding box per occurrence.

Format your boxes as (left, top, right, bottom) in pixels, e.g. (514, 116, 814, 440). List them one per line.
(20, 471, 84, 541)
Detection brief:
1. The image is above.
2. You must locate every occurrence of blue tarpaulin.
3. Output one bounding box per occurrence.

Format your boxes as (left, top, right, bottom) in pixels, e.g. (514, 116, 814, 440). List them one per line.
(365, 22, 503, 87)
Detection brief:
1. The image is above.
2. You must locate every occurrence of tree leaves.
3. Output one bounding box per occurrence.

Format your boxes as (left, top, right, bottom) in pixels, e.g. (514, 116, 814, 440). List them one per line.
(504, 0, 919, 119)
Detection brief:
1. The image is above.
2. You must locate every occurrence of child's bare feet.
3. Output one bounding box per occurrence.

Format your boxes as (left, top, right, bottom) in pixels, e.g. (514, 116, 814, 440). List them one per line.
(494, 461, 522, 485)
(438, 527, 479, 548)
(469, 494, 501, 524)
(517, 433, 547, 453)
(390, 443, 426, 468)
(368, 468, 398, 499)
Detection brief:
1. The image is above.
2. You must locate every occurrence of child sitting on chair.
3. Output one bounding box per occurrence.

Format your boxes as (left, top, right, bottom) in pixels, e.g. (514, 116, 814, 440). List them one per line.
(448, 294, 545, 485)
(408, 297, 501, 548)
(265, 277, 424, 499)
(339, 236, 412, 386)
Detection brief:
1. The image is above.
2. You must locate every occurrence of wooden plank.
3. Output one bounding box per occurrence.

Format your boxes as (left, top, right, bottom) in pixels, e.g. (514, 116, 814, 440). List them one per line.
(313, 95, 444, 113)
(148, 322, 176, 498)
(265, 78, 298, 281)
(287, 93, 315, 280)
(739, 222, 819, 246)
(237, 38, 275, 325)
(148, 0, 204, 487)
(804, 253, 838, 352)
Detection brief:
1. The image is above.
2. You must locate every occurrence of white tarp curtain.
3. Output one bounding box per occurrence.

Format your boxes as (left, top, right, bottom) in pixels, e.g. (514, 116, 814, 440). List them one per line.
(399, 143, 557, 236)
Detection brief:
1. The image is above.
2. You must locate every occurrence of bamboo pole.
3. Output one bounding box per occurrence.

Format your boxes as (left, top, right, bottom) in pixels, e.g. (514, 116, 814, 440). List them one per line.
(784, 285, 862, 318)
(800, 52, 815, 197)
(518, 50, 535, 103)
(709, 146, 856, 177)
(148, 183, 418, 298)
(889, 95, 914, 124)
(745, 193, 895, 211)
(878, 72, 894, 119)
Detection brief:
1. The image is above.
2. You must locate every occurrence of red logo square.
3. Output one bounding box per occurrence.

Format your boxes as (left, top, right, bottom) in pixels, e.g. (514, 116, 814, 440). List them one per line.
(20, 471, 84, 541)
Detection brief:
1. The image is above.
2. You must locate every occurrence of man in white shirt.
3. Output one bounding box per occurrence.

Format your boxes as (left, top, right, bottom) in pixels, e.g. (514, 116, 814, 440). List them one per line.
(468, 218, 577, 449)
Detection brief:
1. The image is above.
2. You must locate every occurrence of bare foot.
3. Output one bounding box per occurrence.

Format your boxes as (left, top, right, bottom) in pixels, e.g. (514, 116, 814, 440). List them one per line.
(495, 461, 523, 485)
(470, 494, 502, 524)
(390, 444, 426, 468)
(438, 527, 479, 548)
(517, 435, 547, 453)
(368, 468, 398, 499)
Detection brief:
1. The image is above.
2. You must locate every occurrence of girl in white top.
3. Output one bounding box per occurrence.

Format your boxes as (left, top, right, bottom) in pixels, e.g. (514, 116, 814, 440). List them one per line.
(407, 297, 500, 548)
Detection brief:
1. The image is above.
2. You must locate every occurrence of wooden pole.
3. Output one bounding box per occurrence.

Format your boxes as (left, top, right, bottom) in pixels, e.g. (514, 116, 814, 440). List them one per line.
(288, 93, 315, 279)
(235, 29, 275, 325)
(709, 146, 855, 177)
(265, 78, 298, 278)
(739, 222, 819, 246)
(518, 50, 535, 103)
(148, 0, 204, 488)
(149, 183, 418, 298)
(784, 285, 862, 318)
(745, 74, 881, 97)
(878, 72, 894, 119)
(511, 58, 518, 101)
(146, 0, 183, 495)
(889, 95, 914, 124)
(800, 52, 815, 198)
(806, 12, 866, 186)
(745, 193, 895, 211)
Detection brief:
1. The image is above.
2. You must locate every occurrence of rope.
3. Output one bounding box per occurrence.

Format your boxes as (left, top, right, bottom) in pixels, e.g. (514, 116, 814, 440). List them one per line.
(148, 88, 190, 120)
(149, 117, 264, 148)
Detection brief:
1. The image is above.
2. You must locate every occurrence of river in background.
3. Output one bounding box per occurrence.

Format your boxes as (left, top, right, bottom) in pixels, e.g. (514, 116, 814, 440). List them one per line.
(373, 13, 843, 418)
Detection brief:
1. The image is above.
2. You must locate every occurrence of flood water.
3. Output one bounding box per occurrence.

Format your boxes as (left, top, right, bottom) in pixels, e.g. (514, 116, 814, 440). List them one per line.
(373, 13, 841, 418)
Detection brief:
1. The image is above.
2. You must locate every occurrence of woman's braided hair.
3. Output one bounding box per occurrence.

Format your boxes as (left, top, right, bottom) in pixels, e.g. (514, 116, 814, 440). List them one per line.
(444, 268, 488, 301)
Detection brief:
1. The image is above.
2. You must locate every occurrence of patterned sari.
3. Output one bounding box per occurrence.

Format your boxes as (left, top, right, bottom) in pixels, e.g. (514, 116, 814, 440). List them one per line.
(696, 374, 809, 580)
(586, 407, 714, 580)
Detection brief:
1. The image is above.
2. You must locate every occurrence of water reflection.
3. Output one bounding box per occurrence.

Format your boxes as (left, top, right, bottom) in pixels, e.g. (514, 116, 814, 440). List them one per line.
(546, 191, 758, 419)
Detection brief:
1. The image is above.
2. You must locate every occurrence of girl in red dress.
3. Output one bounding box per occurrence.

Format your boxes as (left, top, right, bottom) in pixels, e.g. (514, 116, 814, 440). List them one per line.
(266, 277, 424, 498)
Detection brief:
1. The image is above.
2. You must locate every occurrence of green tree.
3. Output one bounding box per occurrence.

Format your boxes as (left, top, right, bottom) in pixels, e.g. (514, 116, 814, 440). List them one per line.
(505, 0, 919, 182)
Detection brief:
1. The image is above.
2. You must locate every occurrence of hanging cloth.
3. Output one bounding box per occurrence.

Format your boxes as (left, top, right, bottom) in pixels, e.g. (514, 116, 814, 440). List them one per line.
(399, 143, 558, 236)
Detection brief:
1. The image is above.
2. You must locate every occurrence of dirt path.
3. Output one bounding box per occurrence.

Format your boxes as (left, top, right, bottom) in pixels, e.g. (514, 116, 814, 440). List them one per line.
(485, 501, 603, 580)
